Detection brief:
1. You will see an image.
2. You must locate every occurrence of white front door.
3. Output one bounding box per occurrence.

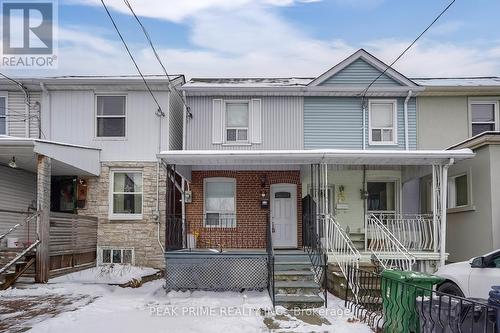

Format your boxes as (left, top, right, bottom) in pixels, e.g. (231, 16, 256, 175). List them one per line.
(271, 184, 297, 248)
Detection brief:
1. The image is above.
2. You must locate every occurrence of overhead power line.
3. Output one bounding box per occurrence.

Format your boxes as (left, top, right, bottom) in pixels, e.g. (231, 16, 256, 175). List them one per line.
(100, 0, 164, 116)
(360, 0, 456, 98)
(123, 0, 192, 118)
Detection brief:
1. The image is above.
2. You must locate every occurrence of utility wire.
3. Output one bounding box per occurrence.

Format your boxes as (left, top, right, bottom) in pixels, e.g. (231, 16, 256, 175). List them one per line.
(100, 0, 164, 116)
(123, 0, 192, 118)
(360, 0, 456, 98)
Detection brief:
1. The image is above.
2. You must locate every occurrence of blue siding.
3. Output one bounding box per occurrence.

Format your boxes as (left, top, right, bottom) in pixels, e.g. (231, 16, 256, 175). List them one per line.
(320, 59, 402, 87)
(304, 97, 417, 150)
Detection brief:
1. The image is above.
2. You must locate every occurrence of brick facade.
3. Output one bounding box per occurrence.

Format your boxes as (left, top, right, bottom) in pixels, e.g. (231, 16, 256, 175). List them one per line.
(79, 162, 166, 268)
(186, 170, 302, 249)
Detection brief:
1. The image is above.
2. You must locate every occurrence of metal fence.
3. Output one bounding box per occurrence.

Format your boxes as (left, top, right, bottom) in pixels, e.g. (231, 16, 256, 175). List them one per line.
(345, 266, 499, 333)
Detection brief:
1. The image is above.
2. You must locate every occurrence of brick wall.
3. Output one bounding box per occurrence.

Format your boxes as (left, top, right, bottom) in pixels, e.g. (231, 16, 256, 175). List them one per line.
(186, 170, 302, 249)
(79, 162, 166, 268)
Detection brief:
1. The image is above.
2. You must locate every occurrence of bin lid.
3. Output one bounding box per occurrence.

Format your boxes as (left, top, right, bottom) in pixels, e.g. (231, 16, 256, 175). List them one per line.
(381, 269, 445, 283)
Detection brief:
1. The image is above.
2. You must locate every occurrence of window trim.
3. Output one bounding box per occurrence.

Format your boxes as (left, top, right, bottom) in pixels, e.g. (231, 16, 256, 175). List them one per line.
(468, 99, 499, 137)
(108, 169, 144, 220)
(203, 177, 237, 228)
(365, 179, 400, 214)
(368, 99, 398, 146)
(447, 171, 474, 212)
(95, 94, 128, 140)
(0, 92, 8, 136)
(224, 100, 250, 144)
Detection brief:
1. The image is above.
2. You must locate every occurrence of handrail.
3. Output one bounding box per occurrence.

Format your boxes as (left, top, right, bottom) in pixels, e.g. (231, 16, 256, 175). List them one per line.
(0, 239, 40, 274)
(366, 213, 416, 271)
(265, 212, 275, 308)
(0, 211, 39, 242)
(324, 215, 361, 302)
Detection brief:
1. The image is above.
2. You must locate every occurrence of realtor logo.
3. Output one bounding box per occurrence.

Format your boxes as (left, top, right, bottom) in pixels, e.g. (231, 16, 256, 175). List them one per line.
(1, 0, 57, 68)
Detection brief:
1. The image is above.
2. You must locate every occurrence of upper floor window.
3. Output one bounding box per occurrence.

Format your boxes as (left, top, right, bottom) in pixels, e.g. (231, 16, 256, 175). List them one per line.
(369, 100, 397, 145)
(110, 170, 143, 220)
(96, 96, 126, 138)
(225, 101, 249, 143)
(0, 95, 6, 135)
(470, 101, 498, 137)
(204, 178, 236, 227)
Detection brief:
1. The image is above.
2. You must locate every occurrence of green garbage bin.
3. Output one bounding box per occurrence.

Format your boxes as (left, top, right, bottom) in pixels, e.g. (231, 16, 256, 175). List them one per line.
(381, 269, 444, 333)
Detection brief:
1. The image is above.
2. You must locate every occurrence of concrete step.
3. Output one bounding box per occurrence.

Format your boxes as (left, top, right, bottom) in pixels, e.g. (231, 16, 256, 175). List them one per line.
(274, 262, 312, 271)
(275, 294, 324, 309)
(275, 280, 320, 295)
(274, 255, 310, 263)
(274, 270, 315, 282)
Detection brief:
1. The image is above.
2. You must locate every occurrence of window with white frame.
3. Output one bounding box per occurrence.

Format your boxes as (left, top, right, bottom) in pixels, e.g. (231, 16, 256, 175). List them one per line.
(110, 171, 143, 219)
(96, 95, 126, 137)
(470, 102, 498, 137)
(448, 174, 469, 209)
(0, 96, 6, 135)
(204, 178, 236, 227)
(100, 247, 134, 265)
(225, 101, 249, 142)
(367, 181, 396, 212)
(369, 100, 397, 145)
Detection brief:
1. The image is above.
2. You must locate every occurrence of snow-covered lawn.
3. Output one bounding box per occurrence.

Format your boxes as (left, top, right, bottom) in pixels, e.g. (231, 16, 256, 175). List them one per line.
(0, 267, 373, 333)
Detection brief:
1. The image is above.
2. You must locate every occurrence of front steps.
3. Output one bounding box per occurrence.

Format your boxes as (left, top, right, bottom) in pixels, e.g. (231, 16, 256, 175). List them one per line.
(0, 248, 36, 290)
(327, 262, 380, 304)
(273, 250, 325, 309)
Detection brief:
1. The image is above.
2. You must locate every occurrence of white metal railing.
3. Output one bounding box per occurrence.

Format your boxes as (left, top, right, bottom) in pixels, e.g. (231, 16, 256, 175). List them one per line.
(324, 215, 361, 301)
(365, 213, 416, 271)
(368, 213, 440, 252)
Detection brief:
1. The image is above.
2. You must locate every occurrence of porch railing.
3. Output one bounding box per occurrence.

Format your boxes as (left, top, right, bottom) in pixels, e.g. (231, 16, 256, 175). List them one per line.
(365, 213, 416, 271)
(265, 212, 275, 308)
(324, 215, 361, 302)
(369, 213, 440, 252)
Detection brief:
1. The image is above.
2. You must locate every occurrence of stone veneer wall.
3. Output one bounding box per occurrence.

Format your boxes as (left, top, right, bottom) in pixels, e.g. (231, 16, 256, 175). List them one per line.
(79, 162, 166, 268)
(186, 170, 302, 248)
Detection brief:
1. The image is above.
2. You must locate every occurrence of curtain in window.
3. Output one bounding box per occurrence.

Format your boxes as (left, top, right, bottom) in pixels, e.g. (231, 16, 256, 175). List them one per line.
(226, 103, 249, 127)
(371, 103, 394, 128)
(205, 181, 235, 212)
(113, 172, 142, 214)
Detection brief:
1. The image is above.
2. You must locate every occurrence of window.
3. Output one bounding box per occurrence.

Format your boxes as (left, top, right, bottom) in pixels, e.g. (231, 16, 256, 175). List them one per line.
(100, 247, 134, 265)
(204, 178, 236, 227)
(96, 95, 126, 137)
(470, 102, 498, 137)
(367, 181, 396, 212)
(369, 100, 397, 145)
(225, 101, 249, 142)
(448, 174, 469, 208)
(0, 96, 6, 135)
(110, 171, 143, 219)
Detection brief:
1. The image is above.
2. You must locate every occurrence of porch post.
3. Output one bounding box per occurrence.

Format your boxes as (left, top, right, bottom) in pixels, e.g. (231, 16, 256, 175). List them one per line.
(439, 159, 452, 266)
(35, 154, 51, 283)
(431, 165, 439, 253)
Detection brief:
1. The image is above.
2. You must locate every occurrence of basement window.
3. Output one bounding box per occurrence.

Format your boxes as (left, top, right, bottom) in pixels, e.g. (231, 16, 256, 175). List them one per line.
(100, 247, 134, 265)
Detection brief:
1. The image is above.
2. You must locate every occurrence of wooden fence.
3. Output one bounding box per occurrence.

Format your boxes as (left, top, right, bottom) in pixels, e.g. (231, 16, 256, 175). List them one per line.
(49, 212, 98, 277)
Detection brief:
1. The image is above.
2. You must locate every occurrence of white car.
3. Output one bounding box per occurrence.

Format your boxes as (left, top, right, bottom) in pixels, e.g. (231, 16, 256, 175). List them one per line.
(435, 249, 500, 299)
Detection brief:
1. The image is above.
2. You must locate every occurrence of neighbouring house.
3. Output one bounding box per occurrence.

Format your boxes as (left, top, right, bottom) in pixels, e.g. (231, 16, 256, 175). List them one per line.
(415, 77, 500, 262)
(0, 75, 185, 287)
(158, 49, 474, 307)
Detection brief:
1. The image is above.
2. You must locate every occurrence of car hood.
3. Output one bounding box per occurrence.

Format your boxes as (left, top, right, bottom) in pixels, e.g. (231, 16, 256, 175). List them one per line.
(435, 261, 470, 278)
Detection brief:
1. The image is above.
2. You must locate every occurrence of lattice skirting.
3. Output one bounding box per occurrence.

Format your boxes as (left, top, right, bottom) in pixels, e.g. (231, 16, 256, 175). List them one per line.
(165, 253, 268, 292)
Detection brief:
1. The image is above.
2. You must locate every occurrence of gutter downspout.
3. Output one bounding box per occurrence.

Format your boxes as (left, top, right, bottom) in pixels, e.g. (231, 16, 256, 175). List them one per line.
(39, 82, 49, 139)
(404, 90, 413, 150)
(156, 95, 165, 253)
(182, 91, 187, 150)
(362, 99, 366, 150)
(440, 158, 454, 266)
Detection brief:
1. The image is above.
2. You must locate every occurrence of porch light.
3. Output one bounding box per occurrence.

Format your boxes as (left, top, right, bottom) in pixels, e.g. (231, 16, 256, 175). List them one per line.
(260, 175, 268, 187)
(8, 156, 17, 168)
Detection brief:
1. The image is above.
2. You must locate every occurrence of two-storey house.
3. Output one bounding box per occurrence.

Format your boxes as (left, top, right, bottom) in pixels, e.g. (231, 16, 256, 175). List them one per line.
(0, 75, 184, 286)
(415, 77, 500, 262)
(159, 50, 473, 307)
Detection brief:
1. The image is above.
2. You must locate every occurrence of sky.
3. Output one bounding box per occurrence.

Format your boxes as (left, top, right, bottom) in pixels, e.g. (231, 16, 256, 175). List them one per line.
(6, 0, 500, 79)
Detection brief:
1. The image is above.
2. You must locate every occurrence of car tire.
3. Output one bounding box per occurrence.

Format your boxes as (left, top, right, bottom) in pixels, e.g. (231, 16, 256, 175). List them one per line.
(437, 281, 465, 297)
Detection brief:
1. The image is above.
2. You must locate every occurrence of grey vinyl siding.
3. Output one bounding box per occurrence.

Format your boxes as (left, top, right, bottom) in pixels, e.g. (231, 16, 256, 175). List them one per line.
(320, 58, 402, 87)
(186, 96, 303, 150)
(0, 166, 37, 246)
(304, 97, 417, 150)
(169, 90, 184, 150)
(5, 90, 40, 138)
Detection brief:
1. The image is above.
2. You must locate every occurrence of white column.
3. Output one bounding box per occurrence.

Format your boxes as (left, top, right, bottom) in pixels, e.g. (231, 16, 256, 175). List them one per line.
(439, 160, 452, 266)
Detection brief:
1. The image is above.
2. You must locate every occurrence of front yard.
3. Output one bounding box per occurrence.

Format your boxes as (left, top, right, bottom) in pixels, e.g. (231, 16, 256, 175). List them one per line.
(0, 266, 372, 333)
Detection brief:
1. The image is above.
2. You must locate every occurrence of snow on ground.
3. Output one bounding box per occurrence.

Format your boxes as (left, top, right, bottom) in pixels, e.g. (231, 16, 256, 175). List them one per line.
(1, 272, 372, 333)
(49, 264, 159, 285)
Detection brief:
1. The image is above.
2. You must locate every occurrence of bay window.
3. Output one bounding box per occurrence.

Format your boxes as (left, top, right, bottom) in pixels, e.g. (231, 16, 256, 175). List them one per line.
(110, 170, 143, 219)
(369, 100, 397, 145)
(204, 178, 236, 227)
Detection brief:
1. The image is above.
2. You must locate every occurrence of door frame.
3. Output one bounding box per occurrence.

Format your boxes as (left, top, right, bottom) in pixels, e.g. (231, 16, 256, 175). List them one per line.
(270, 183, 298, 249)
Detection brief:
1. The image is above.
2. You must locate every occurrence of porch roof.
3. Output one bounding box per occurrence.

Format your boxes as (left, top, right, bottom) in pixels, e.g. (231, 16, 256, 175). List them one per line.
(157, 149, 474, 166)
(0, 136, 101, 176)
